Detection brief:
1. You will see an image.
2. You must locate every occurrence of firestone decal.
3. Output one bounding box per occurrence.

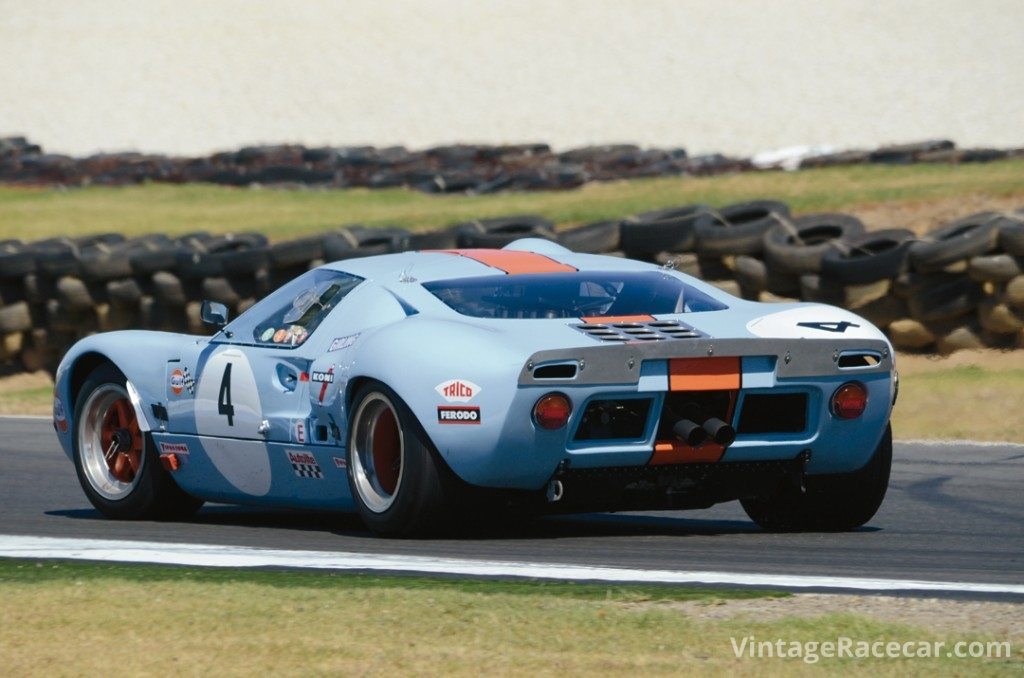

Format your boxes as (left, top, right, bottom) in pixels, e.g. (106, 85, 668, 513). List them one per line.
(435, 379, 481, 403)
(53, 396, 68, 433)
(332, 456, 347, 469)
(437, 406, 481, 424)
(159, 441, 189, 455)
(328, 334, 359, 352)
(287, 449, 323, 479)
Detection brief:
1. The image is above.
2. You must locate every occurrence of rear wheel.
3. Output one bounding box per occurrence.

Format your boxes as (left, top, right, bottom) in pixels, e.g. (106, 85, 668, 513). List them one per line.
(73, 363, 203, 520)
(347, 381, 449, 536)
(741, 424, 892, 531)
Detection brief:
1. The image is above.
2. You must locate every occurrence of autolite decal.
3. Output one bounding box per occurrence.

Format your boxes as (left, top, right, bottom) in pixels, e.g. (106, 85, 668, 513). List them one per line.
(435, 379, 481, 403)
(437, 406, 481, 424)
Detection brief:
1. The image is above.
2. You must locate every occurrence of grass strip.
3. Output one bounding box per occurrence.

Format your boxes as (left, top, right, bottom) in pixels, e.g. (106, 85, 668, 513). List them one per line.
(1, 159, 1022, 240)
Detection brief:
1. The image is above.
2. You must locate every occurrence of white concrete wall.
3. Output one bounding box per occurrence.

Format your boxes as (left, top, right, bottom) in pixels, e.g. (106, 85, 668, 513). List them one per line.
(1, 0, 1021, 156)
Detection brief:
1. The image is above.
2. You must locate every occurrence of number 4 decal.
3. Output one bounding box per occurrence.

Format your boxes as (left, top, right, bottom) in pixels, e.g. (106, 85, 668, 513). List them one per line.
(796, 321, 861, 333)
(218, 362, 235, 426)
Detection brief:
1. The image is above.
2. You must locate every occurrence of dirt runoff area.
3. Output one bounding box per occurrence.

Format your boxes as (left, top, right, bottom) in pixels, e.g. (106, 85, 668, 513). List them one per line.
(849, 194, 1023, 236)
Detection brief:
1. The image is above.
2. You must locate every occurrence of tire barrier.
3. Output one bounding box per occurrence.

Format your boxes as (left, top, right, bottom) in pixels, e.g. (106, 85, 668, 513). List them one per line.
(2, 204, 1024, 374)
(2, 135, 1022, 194)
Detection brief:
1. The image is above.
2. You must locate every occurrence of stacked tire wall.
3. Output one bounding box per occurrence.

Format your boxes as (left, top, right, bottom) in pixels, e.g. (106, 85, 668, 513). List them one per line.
(2, 205, 1024, 375)
(2, 136, 1022, 193)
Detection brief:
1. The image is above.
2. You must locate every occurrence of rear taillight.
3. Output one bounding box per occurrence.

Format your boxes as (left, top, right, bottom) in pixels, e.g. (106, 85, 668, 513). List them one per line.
(831, 382, 868, 419)
(533, 393, 572, 430)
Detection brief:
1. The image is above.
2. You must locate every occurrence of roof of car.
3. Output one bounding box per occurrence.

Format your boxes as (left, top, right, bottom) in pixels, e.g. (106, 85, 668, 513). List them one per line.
(323, 239, 657, 284)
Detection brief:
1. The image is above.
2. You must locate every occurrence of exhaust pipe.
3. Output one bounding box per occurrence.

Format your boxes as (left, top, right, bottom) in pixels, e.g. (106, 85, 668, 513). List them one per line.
(673, 419, 708, 447)
(702, 417, 736, 448)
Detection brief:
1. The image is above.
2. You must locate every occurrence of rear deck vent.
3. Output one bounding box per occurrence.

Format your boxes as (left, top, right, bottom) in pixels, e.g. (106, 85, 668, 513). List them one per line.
(573, 320, 703, 343)
(533, 363, 578, 379)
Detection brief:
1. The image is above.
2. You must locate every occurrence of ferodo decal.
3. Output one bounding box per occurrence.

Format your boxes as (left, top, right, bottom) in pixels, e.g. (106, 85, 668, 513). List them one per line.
(435, 379, 481, 403)
(287, 449, 323, 479)
(328, 334, 359, 352)
(169, 365, 195, 397)
(52, 396, 67, 433)
(158, 441, 189, 455)
(437, 406, 481, 424)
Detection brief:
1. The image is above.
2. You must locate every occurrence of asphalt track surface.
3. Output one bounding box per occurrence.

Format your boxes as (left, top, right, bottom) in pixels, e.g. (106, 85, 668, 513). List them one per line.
(2, 416, 1022, 593)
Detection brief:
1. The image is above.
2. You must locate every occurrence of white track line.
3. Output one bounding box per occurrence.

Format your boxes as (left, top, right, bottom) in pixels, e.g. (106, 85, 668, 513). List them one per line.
(1, 535, 1022, 595)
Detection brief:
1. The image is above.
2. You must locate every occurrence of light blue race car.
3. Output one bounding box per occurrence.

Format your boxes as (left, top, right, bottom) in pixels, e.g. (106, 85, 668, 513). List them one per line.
(53, 239, 897, 536)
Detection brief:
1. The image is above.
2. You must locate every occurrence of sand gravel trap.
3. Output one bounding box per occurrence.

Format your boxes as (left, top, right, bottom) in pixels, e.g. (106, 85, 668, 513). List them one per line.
(1, 0, 1022, 157)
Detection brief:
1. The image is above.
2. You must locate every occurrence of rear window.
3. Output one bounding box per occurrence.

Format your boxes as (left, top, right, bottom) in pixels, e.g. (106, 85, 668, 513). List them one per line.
(422, 271, 726, 319)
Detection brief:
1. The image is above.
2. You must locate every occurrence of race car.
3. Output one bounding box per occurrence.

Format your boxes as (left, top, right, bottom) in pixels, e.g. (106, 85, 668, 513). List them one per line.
(53, 239, 896, 536)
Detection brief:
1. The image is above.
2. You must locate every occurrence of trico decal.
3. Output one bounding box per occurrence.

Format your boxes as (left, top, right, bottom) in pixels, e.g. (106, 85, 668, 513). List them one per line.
(328, 334, 359, 352)
(292, 420, 307, 444)
(158, 441, 190, 455)
(435, 379, 481, 403)
(169, 365, 195, 396)
(332, 456, 347, 469)
(52, 396, 68, 433)
(286, 449, 323, 479)
(437, 406, 481, 424)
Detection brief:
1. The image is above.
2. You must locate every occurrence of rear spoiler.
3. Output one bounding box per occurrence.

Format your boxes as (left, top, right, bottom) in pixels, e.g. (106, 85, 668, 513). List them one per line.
(518, 337, 892, 386)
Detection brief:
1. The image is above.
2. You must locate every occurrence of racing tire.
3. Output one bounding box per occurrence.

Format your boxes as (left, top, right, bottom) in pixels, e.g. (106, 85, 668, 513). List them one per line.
(72, 363, 203, 520)
(693, 200, 790, 256)
(620, 205, 707, 255)
(763, 213, 866, 275)
(820, 229, 915, 285)
(455, 216, 555, 249)
(347, 381, 450, 537)
(558, 220, 622, 254)
(908, 213, 1001, 272)
(999, 214, 1024, 255)
(741, 424, 892, 532)
(408, 225, 461, 250)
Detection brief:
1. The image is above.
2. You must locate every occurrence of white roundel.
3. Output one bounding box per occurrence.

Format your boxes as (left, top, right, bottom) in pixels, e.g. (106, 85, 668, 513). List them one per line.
(195, 348, 264, 438)
(746, 305, 886, 340)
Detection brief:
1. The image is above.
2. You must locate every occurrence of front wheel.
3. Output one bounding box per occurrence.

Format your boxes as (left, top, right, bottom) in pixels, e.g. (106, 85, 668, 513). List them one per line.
(741, 424, 892, 531)
(72, 363, 203, 520)
(347, 381, 450, 537)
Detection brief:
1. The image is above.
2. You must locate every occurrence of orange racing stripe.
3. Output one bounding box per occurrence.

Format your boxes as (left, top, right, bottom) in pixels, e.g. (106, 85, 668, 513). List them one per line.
(580, 315, 655, 324)
(436, 249, 577, 274)
(668, 357, 741, 391)
(649, 440, 726, 465)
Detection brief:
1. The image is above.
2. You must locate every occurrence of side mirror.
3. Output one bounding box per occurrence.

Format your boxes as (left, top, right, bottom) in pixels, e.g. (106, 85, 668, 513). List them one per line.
(200, 300, 229, 328)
